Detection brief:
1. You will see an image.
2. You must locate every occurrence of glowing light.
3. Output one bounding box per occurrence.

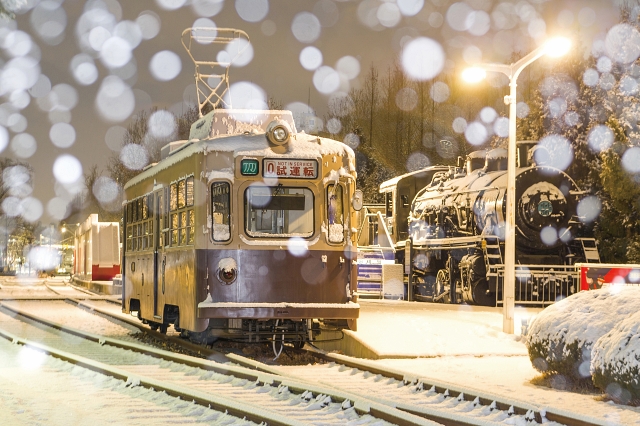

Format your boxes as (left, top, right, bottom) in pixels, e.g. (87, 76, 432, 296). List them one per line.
(398, 0, 423, 17)
(480, 107, 497, 123)
(327, 118, 341, 134)
(430, 81, 449, 103)
(288, 237, 309, 257)
(120, 144, 148, 171)
(292, 12, 321, 43)
(11, 133, 36, 158)
(462, 67, 486, 83)
(336, 56, 360, 80)
(544, 36, 571, 57)
(452, 117, 467, 134)
(464, 122, 488, 146)
(540, 226, 558, 246)
(93, 176, 120, 203)
(148, 110, 176, 140)
(402, 37, 444, 81)
(406, 152, 430, 172)
(20, 197, 43, 222)
(313, 66, 340, 94)
(137, 11, 161, 40)
(95, 76, 135, 122)
(622, 147, 640, 174)
(53, 154, 82, 184)
(577, 196, 601, 223)
(605, 23, 640, 64)
(587, 125, 613, 153)
(343, 133, 359, 149)
(236, 0, 269, 23)
(494, 117, 509, 137)
(300, 46, 323, 71)
(149, 50, 181, 81)
(49, 122, 76, 148)
(105, 125, 126, 151)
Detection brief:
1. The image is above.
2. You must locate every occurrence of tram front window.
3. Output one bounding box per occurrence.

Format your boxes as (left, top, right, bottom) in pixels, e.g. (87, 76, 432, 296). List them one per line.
(245, 185, 314, 237)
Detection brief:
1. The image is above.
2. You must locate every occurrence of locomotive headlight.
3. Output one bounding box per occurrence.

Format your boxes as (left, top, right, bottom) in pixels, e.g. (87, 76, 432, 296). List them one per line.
(266, 119, 291, 145)
(537, 200, 553, 217)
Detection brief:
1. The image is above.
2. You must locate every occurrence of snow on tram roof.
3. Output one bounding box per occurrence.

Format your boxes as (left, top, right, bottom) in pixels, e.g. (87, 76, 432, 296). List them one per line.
(124, 113, 354, 190)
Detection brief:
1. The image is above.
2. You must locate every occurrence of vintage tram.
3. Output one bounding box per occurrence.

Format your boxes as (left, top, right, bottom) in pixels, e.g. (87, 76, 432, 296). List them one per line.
(121, 28, 360, 348)
(122, 109, 361, 345)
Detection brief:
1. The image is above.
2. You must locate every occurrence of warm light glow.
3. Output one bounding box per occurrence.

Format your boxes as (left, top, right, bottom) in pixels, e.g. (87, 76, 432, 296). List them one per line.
(545, 37, 571, 58)
(462, 67, 487, 83)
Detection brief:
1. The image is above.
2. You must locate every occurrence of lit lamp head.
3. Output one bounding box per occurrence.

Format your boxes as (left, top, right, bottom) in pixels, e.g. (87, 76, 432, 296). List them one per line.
(544, 36, 572, 58)
(462, 66, 487, 83)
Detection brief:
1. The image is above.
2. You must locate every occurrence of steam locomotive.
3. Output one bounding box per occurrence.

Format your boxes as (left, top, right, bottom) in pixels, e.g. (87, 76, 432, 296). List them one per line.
(362, 142, 600, 306)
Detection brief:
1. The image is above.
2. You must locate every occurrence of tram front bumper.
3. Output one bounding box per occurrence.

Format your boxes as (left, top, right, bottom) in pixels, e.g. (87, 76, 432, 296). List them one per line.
(197, 301, 360, 319)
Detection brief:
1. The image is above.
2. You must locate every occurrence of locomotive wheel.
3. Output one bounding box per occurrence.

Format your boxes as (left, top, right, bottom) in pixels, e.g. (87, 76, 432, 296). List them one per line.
(472, 279, 496, 306)
(435, 269, 450, 303)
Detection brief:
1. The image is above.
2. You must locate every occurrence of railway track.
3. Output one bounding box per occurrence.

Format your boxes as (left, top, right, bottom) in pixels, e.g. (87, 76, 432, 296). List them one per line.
(0, 301, 428, 425)
(0, 293, 604, 426)
(57, 296, 603, 426)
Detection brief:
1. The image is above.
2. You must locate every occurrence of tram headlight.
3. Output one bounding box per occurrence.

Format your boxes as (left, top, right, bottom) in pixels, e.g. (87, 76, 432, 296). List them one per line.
(266, 119, 291, 145)
(217, 257, 238, 285)
(218, 267, 237, 284)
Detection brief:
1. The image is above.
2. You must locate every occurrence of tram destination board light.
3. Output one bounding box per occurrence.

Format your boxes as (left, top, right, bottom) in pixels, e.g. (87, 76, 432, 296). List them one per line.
(462, 36, 571, 334)
(240, 159, 259, 176)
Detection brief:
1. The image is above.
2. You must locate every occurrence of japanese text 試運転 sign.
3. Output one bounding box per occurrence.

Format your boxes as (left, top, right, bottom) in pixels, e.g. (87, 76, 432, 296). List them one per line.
(263, 159, 318, 179)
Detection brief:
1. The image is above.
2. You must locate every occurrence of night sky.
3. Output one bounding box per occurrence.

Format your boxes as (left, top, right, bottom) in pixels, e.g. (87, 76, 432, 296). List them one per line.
(0, 0, 624, 224)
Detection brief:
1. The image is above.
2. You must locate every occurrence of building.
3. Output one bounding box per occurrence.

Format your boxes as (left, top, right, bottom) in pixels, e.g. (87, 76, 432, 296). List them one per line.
(74, 214, 120, 281)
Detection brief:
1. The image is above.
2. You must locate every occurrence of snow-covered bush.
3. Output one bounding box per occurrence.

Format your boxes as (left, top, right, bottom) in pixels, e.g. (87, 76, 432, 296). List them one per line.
(526, 287, 640, 381)
(591, 309, 640, 404)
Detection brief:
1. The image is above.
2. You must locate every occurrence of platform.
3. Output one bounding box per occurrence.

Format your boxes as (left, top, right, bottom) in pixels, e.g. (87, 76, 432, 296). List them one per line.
(72, 276, 122, 296)
(314, 299, 540, 359)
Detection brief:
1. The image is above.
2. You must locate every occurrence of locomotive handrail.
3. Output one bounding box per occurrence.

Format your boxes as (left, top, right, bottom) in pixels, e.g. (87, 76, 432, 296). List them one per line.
(411, 235, 486, 250)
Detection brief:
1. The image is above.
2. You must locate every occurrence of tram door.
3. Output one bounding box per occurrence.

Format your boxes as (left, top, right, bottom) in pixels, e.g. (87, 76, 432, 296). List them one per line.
(153, 189, 165, 318)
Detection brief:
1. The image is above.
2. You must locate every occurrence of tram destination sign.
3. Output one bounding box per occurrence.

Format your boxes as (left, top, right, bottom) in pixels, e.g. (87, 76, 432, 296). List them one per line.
(263, 159, 318, 179)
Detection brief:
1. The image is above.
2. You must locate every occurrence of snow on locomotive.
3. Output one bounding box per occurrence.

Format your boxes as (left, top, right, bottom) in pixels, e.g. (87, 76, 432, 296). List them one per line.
(373, 142, 599, 306)
(121, 108, 360, 345)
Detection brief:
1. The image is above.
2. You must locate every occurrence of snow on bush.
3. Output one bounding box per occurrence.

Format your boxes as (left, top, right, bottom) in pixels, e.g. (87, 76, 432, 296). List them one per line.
(526, 286, 640, 381)
(591, 309, 640, 404)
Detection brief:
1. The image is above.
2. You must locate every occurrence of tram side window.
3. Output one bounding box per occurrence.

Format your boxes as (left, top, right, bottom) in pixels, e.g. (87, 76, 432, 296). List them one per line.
(245, 186, 313, 238)
(125, 195, 154, 252)
(169, 176, 195, 246)
(212, 182, 231, 242)
(327, 184, 344, 243)
(163, 187, 170, 247)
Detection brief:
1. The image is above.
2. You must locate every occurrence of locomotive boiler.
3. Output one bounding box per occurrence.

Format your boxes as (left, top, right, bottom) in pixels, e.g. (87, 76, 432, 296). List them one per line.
(400, 142, 599, 305)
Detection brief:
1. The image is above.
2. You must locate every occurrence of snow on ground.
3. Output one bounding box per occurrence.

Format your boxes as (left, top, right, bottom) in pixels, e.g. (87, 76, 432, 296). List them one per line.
(352, 299, 640, 425)
(0, 338, 258, 426)
(353, 299, 533, 357)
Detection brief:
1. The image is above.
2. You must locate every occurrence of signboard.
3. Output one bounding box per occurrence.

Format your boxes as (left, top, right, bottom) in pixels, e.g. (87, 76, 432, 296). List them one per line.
(240, 159, 259, 176)
(263, 159, 318, 179)
(577, 263, 640, 290)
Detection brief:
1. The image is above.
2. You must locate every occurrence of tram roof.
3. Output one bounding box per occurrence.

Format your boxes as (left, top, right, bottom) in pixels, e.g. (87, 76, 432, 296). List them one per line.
(123, 127, 355, 191)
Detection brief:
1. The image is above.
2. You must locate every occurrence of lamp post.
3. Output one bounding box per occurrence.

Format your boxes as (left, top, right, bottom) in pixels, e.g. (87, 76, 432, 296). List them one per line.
(462, 37, 571, 334)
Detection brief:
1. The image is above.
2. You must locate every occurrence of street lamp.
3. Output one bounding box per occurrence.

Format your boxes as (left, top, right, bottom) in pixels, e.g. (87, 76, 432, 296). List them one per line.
(462, 36, 571, 334)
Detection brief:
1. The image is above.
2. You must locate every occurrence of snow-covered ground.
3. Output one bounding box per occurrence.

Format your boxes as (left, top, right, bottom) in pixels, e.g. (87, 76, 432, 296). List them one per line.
(353, 299, 640, 425)
(2, 278, 640, 424)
